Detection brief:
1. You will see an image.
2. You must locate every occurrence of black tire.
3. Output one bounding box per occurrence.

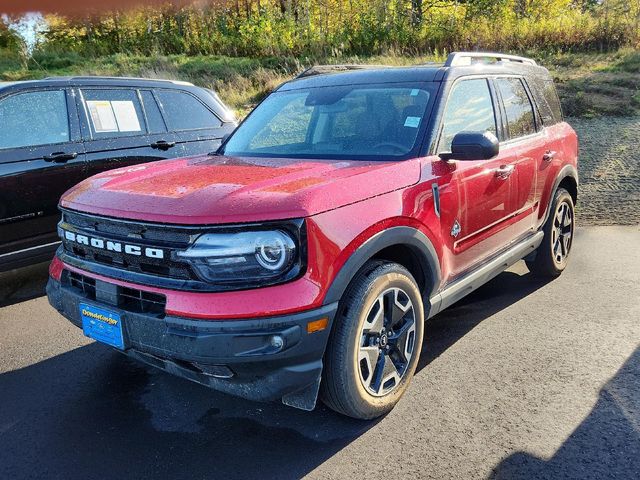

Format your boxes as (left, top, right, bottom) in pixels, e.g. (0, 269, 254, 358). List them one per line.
(526, 187, 575, 277)
(321, 261, 424, 420)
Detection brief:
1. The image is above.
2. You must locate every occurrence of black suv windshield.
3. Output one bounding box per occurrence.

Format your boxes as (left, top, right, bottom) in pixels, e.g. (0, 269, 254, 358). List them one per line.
(223, 82, 436, 160)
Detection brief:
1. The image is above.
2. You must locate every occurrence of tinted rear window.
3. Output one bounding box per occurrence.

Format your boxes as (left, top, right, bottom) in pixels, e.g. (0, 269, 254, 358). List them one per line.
(529, 77, 563, 125)
(155, 90, 222, 131)
(140, 90, 167, 134)
(82, 89, 146, 139)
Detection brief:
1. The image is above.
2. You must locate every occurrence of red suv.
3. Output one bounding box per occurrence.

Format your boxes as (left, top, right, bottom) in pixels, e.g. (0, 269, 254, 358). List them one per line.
(47, 52, 578, 419)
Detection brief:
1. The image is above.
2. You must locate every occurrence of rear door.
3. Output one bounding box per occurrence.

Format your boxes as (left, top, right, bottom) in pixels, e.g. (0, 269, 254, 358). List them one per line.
(0, 88, 85, 254)
(493, 77, 542, 236)
(77, 87, 185, 179)
(154, 88, 229, 156)
(436, 77, 521, 279)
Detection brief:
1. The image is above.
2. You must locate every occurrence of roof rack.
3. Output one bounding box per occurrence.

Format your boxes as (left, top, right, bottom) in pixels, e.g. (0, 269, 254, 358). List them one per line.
(43, 75, 194, 86)
(445, 52, 537, 67)
(295, 64, 390, 79)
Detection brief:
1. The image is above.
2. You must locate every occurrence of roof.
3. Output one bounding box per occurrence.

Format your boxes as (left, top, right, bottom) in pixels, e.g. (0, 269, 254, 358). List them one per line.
(280, 65, 444, 90)
(0, 76, 195, 91)
(280, 51, 549, 91)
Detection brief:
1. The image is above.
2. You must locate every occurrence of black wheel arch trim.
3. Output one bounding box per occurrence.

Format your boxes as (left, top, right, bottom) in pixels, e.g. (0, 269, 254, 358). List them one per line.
(542, 164, 578, 226)
(322, 226, 441, 309)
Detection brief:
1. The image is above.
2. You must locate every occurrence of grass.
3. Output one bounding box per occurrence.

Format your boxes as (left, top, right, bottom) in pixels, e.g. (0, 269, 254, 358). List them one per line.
(538, 48, 640, 117)
(1, 49, 638, 118)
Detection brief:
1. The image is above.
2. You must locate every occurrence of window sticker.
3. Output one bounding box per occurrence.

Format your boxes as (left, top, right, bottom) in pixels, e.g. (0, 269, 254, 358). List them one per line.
(112, 101, 141, 132)
(86, 100, 118, 133)
(404, 116, 421, 128)
(410, 89, 420, 96)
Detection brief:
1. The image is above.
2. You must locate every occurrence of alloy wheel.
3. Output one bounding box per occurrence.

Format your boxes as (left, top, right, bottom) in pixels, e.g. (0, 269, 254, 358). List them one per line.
(552, 201, 573, 265)
(357, 287, 416, 397)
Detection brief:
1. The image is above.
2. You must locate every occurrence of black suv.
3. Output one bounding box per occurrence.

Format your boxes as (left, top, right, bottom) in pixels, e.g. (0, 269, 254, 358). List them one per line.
(0, 76, 236, 271)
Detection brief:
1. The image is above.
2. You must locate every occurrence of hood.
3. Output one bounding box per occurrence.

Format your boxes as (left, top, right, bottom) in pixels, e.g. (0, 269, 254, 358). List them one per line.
(61, 154, 420, 224)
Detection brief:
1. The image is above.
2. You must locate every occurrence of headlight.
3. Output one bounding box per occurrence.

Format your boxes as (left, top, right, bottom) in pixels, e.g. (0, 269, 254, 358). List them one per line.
(175, 228, 301, 286)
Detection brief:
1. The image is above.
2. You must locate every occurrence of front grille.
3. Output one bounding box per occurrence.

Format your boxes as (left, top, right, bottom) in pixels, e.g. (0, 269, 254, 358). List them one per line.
(60, 209, 198, 281)
(65, 270, 167, 317)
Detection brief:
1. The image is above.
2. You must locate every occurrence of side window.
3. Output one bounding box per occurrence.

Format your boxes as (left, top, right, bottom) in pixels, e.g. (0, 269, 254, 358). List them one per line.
(495, 78, 536, 138)
(155, 90, 222, 131)
(0, 90, 69, 150)
(543, 80, 563, 123)
(439, 79, 496, 152)
(140, 90, 167, 134)
(81, 89, 146, 139)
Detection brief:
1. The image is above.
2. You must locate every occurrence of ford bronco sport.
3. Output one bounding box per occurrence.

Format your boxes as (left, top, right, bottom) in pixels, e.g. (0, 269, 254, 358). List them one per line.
(47, 52, 578, 419)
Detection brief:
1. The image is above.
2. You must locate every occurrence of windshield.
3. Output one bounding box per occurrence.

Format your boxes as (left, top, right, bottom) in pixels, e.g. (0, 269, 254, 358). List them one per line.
(222, 83, 435, 160)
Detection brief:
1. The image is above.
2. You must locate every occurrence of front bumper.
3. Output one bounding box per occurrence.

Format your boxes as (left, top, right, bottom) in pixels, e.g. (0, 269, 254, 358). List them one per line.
(47, 274, 337, 410)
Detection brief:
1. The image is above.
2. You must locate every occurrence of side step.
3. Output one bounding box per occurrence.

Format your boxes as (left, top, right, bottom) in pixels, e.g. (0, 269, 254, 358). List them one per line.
(428, 231, 544, 318)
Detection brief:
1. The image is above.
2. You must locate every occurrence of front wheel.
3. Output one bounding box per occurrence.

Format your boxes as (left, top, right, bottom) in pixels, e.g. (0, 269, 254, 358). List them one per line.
(526, 187, 575, 277)
(321, 261, 424, 419)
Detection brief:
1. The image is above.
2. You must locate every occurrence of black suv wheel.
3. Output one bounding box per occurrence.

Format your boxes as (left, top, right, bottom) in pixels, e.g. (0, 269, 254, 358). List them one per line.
(321, 261, 424, 419)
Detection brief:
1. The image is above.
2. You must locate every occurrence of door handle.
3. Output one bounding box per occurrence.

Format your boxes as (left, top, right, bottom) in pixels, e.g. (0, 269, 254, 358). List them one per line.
(43, 152, 78, 163)
(543, 150, 556, 162)
(495, 164, 515, 179)
(150, 140, 176, 150)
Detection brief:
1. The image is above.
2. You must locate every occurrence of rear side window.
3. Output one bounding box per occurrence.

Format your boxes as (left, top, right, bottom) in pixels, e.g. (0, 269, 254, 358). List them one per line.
(155, 90, 222, 131)
(530, 78, 563, 125)
(495, 78, 536, 138)
(439, 78, 497, 152)
(139, 90, 167, 134)
(81, 89, 146, 139)
(0, 90, 69, 150)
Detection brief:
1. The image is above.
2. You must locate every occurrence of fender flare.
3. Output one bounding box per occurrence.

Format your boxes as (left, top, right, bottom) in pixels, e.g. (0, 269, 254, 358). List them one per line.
(541, 164, 579, 225)
(323, 226, 441, 308)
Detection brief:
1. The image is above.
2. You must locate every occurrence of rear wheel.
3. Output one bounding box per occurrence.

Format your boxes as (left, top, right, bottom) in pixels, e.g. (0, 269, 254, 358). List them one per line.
(526, 187, 575, 277)
(321, 261, 424, 419)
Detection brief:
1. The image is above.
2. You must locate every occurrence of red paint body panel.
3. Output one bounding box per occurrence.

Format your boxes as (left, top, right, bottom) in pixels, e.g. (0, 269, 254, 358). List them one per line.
(54, 120, 577, 320)
(60, 155, 420, 224)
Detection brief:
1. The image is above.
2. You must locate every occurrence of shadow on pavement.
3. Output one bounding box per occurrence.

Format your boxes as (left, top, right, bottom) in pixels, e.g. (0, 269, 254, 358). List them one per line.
(419, 266, 554, 372)
(0, 262, 50, 307)
(0, 264, 554, 480)
(490, 346, 640, 479)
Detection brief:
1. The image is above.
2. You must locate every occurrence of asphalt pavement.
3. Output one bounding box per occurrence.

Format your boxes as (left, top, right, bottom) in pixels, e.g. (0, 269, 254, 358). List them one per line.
(1, 226, 639, 480)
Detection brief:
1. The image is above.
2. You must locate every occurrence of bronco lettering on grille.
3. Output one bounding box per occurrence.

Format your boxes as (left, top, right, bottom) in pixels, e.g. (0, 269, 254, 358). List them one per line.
(63, 230, 165, 259)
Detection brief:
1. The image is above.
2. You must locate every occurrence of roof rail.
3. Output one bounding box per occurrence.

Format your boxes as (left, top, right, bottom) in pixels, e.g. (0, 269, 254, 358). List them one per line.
(445, 52, 537, 67)
(43, 75, 194, 86)
(295, 64, 390, 79)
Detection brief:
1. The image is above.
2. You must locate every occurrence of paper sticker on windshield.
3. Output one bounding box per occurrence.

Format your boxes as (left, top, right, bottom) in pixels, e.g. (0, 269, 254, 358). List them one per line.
(410, 89, 420, 96)
(86, 101, 118, 133)
(112, 101, 141, 132)
(404, 116, 421, 128)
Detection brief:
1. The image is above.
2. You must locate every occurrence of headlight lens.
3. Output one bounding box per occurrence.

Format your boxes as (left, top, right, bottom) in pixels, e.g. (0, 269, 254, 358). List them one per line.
(175, 229, 298, 285)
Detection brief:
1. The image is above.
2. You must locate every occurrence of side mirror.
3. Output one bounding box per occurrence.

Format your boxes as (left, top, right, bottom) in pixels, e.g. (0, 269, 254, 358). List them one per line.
(439, 131, 499, 161)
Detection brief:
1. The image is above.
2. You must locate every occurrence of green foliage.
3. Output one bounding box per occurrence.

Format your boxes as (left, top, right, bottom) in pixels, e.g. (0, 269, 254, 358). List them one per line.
(32, 0, 640, 59)
(3, 49, 638, 118)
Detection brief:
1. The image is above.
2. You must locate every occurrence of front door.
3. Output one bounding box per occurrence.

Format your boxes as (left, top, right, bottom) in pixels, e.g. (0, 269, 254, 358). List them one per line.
(435, 77, 520, 280)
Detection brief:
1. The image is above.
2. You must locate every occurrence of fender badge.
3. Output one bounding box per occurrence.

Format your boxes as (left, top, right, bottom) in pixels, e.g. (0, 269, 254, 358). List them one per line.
(451, 220, 461, 238)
